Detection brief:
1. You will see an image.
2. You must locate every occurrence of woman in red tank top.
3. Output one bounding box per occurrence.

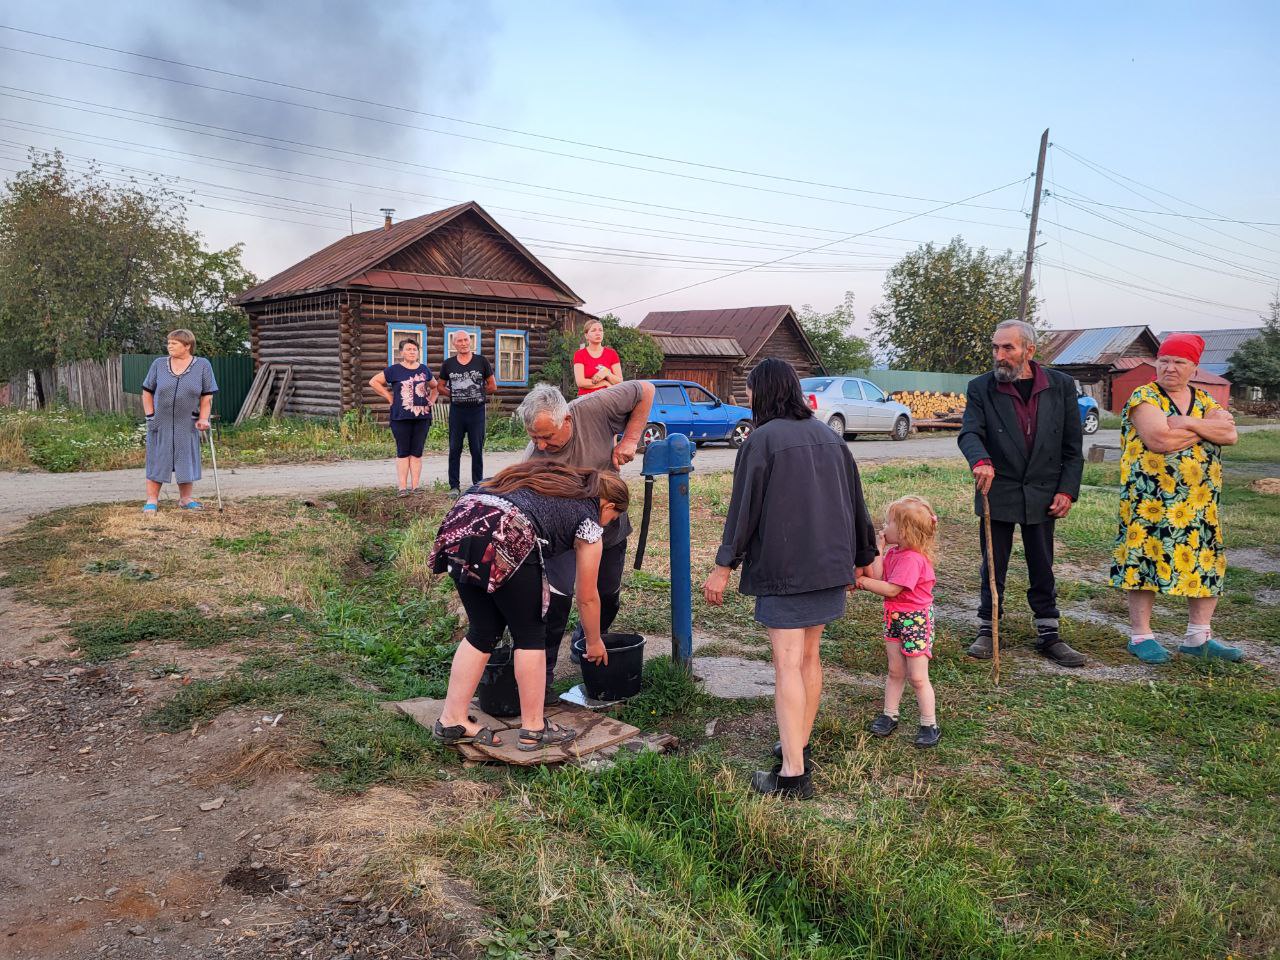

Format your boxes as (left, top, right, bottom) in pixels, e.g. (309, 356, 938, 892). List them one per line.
(573, 319, 622, 395)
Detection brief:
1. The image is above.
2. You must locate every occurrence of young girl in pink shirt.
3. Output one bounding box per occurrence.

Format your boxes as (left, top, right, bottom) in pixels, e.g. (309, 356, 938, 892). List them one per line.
(856, 496, 940, 748)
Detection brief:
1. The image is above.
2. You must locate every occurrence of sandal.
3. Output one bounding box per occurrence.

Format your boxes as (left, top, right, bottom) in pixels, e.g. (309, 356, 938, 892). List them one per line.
(517, 720, 578, 752)
(179, 500, 204, 510)
(141, 503, 158, 513)
(432, 720, 501, 746)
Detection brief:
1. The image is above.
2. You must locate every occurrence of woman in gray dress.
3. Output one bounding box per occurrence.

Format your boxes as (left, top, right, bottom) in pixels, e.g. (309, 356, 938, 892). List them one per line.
(141, 329, 218, 512)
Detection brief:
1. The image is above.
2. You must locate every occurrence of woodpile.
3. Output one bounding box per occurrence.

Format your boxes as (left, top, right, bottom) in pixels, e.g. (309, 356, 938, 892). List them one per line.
(890, 390, 967, 421)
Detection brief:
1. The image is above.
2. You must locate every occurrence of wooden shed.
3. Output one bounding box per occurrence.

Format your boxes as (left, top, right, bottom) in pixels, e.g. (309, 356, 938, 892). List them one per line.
(1109, 359, 1232, 412)
(638, 305, 823, 404)
(1039, 325, 1161, 409)
(235, 202, 588, 418)
(646, 334, 745, 400)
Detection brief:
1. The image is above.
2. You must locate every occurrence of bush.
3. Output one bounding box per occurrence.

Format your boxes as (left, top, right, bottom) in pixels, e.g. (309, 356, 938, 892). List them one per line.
(539, 313, 663, 396)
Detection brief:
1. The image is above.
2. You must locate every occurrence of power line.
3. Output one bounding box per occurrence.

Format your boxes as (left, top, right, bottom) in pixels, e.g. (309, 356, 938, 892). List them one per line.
(1051, 180, 1280, 266)
(1039, 215, 1277, 286)
(0, 24, 1030, 212)
(606, 176, 1031, 311)
(0, 118, 924, 258)
(1052, 195, 1278, 283)
(0, 87, 1028, 242)
(1053, 143, 1280, 239)
(0, 41, 1030, 219)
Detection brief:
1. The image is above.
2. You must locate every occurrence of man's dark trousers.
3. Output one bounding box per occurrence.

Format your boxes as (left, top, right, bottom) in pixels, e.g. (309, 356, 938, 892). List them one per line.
(977, 518, 1060, 623)
(542, 540, 626, 691)
(447, 404, 486, 489)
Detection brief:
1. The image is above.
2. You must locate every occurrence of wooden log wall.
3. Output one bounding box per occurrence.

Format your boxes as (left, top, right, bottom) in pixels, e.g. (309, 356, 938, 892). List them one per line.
(350, 293, 574, 421)
(250, 298, 343, 417)
(741, 319, 819, 398)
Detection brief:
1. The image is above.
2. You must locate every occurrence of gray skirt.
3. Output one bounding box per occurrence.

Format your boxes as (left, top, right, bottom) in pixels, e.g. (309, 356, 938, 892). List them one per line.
(754, 585, 848, 629)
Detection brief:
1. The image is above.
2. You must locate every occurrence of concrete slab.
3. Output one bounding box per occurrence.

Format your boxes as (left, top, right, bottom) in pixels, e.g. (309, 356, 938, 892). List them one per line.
(694, 656, 775, 699)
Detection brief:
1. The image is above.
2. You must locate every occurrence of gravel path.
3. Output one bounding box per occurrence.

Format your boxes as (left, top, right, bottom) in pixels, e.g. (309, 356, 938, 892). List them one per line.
(0, 424, 1241, 536)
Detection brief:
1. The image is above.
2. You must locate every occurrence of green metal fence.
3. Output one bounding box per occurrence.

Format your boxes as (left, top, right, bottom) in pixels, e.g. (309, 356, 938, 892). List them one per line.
(121, 354, 254, 422)
(846, 368, 976, 394)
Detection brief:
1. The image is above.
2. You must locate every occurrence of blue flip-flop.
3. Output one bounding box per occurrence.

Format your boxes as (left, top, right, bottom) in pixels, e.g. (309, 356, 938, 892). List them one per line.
(179, 500, 204, 510)
(141, 503, 158, 513)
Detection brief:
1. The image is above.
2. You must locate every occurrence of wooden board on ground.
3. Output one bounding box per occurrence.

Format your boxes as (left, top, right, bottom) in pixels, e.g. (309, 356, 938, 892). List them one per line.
(383, 697, 646, 766)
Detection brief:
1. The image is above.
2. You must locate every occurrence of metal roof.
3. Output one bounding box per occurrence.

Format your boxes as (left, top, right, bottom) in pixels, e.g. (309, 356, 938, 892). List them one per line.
(1111, 357, 1230, 385)
(348, 269, 569, 304)
(1039, 325, 1158, 365)
(648, 334, 745, 359)
(237, 201, 582, 305)
(637, 305, 819, 364)
(1158, 327, 1264, 366)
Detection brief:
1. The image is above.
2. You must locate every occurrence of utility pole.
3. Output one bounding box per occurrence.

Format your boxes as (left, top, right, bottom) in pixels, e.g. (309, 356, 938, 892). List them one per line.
(1018, 128, 1049, 323)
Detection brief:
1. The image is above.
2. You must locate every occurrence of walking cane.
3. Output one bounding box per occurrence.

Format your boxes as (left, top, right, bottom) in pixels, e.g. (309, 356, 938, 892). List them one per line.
(205, 426, 224, 512)
(981, 492, 1000, 685)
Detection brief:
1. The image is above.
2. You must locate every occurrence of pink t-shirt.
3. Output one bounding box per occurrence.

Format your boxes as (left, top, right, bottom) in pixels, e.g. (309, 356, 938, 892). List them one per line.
(882, 546, 935, 613)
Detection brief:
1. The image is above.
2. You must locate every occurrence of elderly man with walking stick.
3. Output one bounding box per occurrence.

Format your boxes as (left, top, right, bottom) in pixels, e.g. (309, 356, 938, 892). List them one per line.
(957, 319, 1087, 668)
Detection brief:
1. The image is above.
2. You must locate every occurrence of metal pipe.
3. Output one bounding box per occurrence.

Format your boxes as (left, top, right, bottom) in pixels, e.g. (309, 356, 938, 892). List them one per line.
(666, 433, 694, 668)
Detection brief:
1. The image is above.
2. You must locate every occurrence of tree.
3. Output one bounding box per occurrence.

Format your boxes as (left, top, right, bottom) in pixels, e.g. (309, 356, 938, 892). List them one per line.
(0, 150, 257, 392)
(1227, 292, 1280, 398)
(539, 313, 664, 396)
(797, 291, 873, 375)
(163, 240, 258, 356)
(869, 237, 1035, 374)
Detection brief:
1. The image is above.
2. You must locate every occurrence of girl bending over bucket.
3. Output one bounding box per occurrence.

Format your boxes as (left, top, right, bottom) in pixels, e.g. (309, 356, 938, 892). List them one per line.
(856, 496, 941, 748)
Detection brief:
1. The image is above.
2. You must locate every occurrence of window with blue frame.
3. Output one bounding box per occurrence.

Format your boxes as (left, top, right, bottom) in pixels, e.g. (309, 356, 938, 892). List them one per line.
(386, 323, 429, 367)
(495, 329, 528, 386)
(443, 325, 482, 360)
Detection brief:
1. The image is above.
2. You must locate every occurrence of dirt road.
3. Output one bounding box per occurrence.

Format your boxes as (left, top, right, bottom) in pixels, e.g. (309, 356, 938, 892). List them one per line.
(0, 430, 1133, 535)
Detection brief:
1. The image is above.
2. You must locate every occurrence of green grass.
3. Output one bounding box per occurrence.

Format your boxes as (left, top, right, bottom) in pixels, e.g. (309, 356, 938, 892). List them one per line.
(72, 606, 300, 660)
(1229, 428, 1280, 462)
(5, 451, 1280, 956)
(0, 404, 528, 472)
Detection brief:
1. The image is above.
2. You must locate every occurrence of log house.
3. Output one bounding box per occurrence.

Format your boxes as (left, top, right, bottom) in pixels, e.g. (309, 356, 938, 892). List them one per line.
(236, 202, 590, 418)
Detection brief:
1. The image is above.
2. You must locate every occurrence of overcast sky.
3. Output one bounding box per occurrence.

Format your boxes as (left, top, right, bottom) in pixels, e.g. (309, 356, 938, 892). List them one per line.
(1, 1, 1276, 334)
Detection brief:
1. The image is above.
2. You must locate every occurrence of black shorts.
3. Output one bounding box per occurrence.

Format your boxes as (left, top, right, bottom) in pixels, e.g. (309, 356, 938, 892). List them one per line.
(389, 417, 430, 458)
(454, 557, 545, 653)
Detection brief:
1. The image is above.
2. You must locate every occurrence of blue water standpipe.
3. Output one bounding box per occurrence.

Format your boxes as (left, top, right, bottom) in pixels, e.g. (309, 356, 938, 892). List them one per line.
(634, 433, 694, 669)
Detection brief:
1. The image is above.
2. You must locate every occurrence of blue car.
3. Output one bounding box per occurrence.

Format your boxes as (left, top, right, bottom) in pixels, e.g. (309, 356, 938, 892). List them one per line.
(641, 380, 754, 448)
(1076, 384, 1100, 435)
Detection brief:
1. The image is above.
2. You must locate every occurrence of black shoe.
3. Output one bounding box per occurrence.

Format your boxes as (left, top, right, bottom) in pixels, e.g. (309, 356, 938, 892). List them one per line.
(967, 624, 994, 660)
(750, 768, 814, 800)
(1035, 624, 1087, 667)
(1036, 640, 1087, 667)
(771, 741, 813, 765)
(866, 713, 899, 738)
(913, 724, 941, 748)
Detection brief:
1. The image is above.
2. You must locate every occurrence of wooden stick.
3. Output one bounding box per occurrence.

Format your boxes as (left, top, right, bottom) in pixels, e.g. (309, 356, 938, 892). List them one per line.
(981, 492, 1001, 685)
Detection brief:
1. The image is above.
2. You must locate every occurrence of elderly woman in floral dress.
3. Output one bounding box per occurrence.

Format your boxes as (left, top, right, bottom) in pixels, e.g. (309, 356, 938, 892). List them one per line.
(1110, 333, 1242, 663)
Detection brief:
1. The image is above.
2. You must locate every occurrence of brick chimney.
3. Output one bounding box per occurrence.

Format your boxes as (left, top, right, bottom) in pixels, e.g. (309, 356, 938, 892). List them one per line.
(380, 208, 395, 231)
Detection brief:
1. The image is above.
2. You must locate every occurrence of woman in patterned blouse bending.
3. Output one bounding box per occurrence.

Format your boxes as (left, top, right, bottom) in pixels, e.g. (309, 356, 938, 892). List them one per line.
(429, 463, 630, 751)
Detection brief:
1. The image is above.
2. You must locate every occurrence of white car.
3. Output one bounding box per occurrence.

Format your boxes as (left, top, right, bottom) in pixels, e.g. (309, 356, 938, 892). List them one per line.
(800, 376, 914, 441)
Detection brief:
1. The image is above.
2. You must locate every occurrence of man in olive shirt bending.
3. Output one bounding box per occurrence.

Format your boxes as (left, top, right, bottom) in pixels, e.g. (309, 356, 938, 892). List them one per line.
(517, 380, 655, 695)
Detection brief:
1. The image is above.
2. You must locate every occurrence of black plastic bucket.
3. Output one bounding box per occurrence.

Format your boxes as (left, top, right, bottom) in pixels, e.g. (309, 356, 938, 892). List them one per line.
(571, 632, 645, 701)
(477, 645, 522, 718)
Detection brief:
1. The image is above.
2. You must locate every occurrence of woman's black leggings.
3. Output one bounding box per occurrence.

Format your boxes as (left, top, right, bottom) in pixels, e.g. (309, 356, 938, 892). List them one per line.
(454, 557, 546, 653)
(389, 418, 431, 458)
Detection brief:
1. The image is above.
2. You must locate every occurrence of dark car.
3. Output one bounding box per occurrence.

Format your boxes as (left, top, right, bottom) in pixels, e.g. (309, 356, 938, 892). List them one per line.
(640, 380, 754, 448)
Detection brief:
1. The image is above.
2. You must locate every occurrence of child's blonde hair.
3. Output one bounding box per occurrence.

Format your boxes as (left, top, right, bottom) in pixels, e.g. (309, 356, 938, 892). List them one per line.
(888, 496, 937, 561)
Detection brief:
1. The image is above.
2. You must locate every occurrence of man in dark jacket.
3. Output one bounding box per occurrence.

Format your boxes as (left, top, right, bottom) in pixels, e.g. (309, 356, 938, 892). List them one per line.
(957, 319, 1087, 667)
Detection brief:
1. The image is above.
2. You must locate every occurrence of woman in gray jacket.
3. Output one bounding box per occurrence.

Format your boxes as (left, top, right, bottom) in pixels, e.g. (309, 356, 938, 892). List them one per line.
(703, 358, 877, 799)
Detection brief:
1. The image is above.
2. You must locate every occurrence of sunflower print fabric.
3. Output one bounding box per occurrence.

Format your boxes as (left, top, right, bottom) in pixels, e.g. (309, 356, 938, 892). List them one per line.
(1109, 384, 1225, 597)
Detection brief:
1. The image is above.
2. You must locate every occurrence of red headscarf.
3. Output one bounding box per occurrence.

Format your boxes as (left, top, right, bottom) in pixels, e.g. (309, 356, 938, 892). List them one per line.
(1158, 333, 1205, 364)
